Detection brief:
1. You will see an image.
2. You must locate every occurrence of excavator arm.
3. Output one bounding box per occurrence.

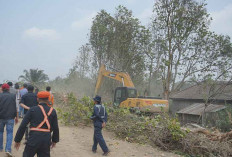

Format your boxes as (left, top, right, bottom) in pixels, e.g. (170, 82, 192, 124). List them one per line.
(94, 64, 135, 95)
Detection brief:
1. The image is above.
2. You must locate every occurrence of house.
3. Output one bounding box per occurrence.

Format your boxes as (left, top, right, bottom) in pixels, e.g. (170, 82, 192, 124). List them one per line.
(169, 82, 232, 115)
(177, 103, 226, 126)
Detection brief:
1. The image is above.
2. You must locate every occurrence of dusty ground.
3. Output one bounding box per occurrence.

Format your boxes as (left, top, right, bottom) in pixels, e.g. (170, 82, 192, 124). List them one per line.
(0, 120, 180, 157)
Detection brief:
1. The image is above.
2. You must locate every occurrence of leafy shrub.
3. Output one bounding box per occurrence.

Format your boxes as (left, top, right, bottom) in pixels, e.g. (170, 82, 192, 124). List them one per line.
(154, 113, 188, 142)
(215, 106, 232, 132)
(106, 107, 156, 144)
(57, 93, 94, 125)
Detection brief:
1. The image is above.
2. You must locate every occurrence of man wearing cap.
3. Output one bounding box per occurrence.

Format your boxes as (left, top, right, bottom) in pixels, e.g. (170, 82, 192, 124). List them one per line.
(14, 91, 59, 157)
(0, 83, 18, 157)
(91, 95, 109, 156)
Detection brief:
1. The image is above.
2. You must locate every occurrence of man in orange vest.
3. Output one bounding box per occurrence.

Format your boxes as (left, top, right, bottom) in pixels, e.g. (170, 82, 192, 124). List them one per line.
(14, 91, 59, 157)
(46, 86, 54, 106)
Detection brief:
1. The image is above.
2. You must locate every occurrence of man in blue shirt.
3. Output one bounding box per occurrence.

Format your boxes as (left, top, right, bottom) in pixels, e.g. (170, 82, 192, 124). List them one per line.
(19, 83, 28, 118)
(91, 95, 109, 156)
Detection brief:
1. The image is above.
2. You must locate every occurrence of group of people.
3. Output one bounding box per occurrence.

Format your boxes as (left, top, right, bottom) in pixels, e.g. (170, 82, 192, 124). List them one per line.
(0, 82, 58, 157)
(0, 82, 110, 156)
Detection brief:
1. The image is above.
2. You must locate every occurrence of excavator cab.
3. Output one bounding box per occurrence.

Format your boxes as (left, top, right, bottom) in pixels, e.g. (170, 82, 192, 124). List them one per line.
(113, 87, 137, 106)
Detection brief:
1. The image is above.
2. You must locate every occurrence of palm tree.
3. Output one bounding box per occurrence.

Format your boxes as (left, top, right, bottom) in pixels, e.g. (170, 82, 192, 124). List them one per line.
(19, 69, 49, 87)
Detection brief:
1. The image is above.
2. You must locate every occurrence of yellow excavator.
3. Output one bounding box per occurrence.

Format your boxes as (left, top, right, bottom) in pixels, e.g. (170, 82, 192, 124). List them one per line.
(95, 64, 169, 113)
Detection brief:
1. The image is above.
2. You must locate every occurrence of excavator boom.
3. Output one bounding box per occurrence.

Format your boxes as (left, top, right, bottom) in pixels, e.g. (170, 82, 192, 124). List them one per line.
(94, 64, 134, 95)
(94, 64, 169, 113)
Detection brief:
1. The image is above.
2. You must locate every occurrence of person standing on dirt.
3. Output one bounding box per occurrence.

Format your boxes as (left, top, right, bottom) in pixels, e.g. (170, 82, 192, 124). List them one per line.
(19, 83, 28, 118)
(91, 95, 110, 156)
(0, 83, 18, 157)
(14, 91, 59, 157)
(46, 86, 54, 106)
(20, 85, 38, 141)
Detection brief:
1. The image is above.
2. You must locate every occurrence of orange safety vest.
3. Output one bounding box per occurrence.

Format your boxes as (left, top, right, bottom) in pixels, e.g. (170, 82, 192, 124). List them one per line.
(30, 105, 53, 132)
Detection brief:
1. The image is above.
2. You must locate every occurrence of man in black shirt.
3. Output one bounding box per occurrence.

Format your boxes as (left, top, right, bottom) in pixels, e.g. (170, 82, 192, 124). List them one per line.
(0, 83, 18, 157)
(14, 91, 59, 157)
(20, 85, 38, 141)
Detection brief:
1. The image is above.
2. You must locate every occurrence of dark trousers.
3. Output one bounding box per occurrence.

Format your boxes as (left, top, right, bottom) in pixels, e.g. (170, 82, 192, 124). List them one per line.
(23, 143, 50, 157)
(92, 127, 108, 153)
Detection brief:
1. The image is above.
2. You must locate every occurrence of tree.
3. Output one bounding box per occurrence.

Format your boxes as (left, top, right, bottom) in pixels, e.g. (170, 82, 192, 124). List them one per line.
(90, 6, 149, 87)
(19, 69, 49, 87)
(90, 10, 114, 70)
(73, 44, 92, 78)
(151, 0, 232, 99)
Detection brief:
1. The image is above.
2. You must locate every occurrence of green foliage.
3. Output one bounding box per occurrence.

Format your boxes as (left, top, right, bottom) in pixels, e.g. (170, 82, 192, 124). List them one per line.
(57, 93, 94, 125)
(155, 113, 187, 141)
(90, 6, 147, 86)
(106, 107, 187, 145)
(106, 107, 157, 144)
(215, 105, 232, 132)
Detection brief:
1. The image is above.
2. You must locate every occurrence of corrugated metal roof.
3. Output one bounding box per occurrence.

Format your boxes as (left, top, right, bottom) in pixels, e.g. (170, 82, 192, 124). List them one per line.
(177, 103, 226, 115)
(170, 83, 232, 100)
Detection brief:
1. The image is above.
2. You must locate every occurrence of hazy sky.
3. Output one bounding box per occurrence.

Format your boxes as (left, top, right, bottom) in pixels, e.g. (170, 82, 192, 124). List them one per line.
(1, 0, 232, 83)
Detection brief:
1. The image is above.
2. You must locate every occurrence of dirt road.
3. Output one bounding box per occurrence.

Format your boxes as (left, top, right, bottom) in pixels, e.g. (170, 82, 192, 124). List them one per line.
(0, 120, 180, 157)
